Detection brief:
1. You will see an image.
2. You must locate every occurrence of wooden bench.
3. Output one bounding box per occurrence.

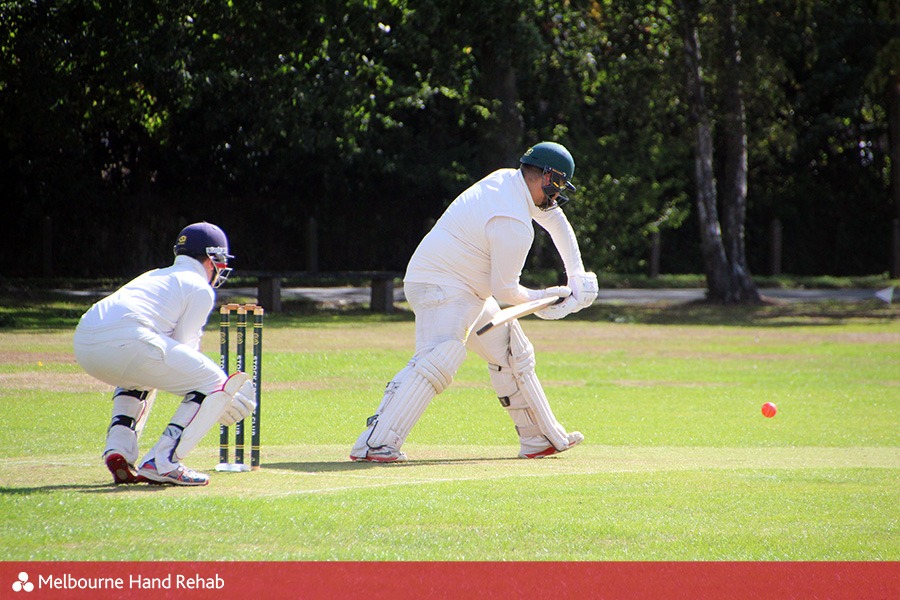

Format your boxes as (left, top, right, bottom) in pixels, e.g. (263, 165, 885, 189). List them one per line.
(239, 270, 403, 313)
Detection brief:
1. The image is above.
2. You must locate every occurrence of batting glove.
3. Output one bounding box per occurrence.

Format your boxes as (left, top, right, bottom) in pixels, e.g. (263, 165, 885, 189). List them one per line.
(535, 294, 579, 320)
(567, 271, 599, 312)
(542, 285, 572, 299)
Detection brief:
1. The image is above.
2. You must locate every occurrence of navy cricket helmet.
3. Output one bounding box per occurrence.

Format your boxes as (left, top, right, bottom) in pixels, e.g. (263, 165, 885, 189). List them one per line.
(173, 222, 233, 288)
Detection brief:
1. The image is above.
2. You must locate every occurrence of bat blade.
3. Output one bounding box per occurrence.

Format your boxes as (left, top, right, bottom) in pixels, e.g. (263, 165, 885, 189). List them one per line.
(475, 296, 560, 336)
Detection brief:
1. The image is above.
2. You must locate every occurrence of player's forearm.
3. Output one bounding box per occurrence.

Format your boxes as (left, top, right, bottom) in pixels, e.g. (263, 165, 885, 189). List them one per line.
(486, 218, 539, 305)
(537, 210, 586, 274)
(492, 282, 544, 306)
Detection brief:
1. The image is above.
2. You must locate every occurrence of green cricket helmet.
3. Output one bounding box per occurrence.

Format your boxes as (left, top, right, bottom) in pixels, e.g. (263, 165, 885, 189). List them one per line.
(520, 141, 577, 210)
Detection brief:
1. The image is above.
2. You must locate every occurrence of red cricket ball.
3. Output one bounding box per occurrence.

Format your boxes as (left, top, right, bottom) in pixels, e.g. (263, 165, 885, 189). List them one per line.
(761, 402, 778, 418)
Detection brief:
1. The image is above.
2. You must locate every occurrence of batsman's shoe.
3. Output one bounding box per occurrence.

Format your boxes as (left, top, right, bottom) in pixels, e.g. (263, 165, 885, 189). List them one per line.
(104, 452, 146, 485)
(137, 458, 210, 486)
(520, 431, 584, 459)
(350, 446, 408, 463)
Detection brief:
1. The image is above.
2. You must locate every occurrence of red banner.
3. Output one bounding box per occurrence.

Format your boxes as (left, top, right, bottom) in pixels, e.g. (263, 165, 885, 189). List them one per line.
(1, 562, 897, 599)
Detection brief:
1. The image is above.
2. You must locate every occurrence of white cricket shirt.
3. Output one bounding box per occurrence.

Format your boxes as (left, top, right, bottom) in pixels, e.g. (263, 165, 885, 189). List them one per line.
(75, 255, 215, 351)
(404, 168, 584, 305)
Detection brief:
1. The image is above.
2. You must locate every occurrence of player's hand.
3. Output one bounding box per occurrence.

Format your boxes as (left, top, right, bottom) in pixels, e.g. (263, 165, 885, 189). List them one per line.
(542, 285, 571, 299)
(534, 285, 572, 320)
(567, 271, 598, 312)
(535, 295, 578, 320)
(218, 378, 257, 426)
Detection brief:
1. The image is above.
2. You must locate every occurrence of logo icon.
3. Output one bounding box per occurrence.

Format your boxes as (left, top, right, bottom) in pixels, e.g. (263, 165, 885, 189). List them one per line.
(12, 571, 34, 592)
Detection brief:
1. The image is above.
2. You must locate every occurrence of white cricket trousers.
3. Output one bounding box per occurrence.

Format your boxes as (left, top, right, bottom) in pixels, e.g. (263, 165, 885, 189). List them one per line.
(404, 282, 512, 365)
(73, 323, 226, 396)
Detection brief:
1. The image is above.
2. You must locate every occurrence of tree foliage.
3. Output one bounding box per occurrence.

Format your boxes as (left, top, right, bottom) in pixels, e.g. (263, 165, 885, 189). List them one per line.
(0, 0, 893, 282)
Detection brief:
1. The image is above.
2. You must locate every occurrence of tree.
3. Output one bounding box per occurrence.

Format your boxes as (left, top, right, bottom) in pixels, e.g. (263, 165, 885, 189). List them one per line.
(0, 0, 893, 281)
(867, 0, 900, 276)
(521, 0, 693, 275)
(677, 0, 760, 303)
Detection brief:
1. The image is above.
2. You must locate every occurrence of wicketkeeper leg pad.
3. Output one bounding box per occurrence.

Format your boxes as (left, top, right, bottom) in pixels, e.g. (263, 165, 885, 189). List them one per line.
(104, 388, 153, 465)
(362, 340, 466, 451)
(171, 373, 250, 462)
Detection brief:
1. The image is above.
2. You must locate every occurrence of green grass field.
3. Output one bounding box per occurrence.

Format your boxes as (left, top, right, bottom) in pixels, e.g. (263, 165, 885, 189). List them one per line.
(0, 294, 897, 561)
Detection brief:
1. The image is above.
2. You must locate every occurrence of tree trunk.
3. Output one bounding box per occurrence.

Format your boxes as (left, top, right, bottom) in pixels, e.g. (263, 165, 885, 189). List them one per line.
(478, 46, 524, 171)
(680, 0, 732, 301)
(679, 0, 760, 304)
(890, 72, 900, 278)
(718, 1, 761, 303)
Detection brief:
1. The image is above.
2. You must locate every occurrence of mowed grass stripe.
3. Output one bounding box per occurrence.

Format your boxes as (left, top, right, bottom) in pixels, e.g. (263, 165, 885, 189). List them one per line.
(1, 445, 896, 497)
(0, 302, 896, 560)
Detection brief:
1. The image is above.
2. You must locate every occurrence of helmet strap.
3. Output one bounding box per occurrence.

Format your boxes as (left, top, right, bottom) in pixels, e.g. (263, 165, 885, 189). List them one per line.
(203, 245, 232, 288)
(210, 262, 232, 288)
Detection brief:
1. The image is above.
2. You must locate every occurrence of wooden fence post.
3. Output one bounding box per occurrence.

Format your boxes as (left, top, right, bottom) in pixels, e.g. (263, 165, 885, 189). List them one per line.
(892, 218, 899, 279)
(649, 230, 661, 278)
(42, 216, 53, 277)
(307, 217, 318, 272)
(769, 218, 782, 276)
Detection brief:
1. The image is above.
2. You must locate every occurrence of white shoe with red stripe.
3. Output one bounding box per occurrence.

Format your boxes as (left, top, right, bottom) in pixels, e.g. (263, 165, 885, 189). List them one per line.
(519, 431, 584, 459)
(350, 446, 408, 463)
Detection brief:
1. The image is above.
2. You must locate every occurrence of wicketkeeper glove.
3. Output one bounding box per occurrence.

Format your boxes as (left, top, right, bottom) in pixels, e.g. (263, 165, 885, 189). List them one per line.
(218, 376, 257, 426)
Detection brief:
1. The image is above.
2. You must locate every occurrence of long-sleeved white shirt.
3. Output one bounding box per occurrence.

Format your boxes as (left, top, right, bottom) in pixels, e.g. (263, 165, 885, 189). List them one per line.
(404, 168, 585, 305)
(75, 255, 214, 350)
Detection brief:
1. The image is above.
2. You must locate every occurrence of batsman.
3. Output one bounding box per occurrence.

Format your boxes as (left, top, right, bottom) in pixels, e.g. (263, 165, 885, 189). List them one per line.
(351, 142, 598, 462)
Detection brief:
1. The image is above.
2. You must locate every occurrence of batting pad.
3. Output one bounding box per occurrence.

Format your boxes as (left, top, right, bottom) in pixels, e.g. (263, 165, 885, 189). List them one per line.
(173, 373, 250, 462)
(366, 340, 466, 449)
(505, 321, 569, 451)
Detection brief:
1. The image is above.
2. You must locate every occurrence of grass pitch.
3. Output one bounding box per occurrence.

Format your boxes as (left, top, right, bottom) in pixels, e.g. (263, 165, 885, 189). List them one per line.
(0, 295, 897, 561)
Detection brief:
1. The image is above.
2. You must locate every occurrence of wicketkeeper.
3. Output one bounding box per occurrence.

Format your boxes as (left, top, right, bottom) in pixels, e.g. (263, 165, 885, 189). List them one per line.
(73, 222, 256, 486)
(350, 142, 599, 462)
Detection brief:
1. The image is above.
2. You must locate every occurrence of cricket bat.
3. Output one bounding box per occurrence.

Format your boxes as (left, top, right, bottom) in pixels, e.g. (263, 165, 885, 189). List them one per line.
(475, 296, 562, 336)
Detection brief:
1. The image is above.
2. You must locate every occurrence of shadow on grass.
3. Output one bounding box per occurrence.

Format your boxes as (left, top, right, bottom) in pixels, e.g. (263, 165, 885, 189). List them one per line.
(265, 456, 520, 473)
(0, 291, 416, 330)
(575, 299, 897, 327)
(0, 483, 174, 495)
(1, 290, 895, 330)
(266, 301, 416, 327)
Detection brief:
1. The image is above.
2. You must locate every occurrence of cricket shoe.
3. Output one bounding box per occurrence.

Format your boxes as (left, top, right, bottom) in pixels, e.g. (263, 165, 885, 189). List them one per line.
(137, 458, 210, 486)
(519, 431, 584, 459)
(350, 446, 408, 463)
(104, 452, 147, 484)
